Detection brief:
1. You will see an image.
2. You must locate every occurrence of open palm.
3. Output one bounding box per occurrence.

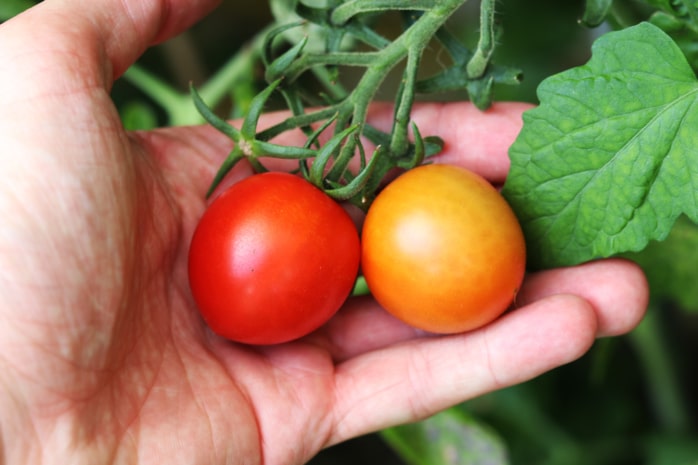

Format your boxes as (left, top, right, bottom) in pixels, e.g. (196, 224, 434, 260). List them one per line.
(0, 1, 648, 464)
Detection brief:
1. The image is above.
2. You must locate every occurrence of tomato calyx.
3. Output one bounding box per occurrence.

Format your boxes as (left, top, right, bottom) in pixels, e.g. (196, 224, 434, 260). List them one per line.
(191, 83, 443, 212)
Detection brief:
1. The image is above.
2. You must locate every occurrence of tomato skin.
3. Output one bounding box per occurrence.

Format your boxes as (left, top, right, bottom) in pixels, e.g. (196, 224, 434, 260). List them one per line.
(188, 172, 360, 345)
(361, 164, 526, 334)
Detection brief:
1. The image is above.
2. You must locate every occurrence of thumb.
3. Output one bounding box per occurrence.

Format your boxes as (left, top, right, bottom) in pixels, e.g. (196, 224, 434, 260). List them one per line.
(0, 0, 221, 85)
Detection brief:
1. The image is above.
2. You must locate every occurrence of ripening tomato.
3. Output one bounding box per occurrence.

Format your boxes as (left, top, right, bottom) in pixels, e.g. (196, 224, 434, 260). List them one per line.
(361, 164, 526, 334)
(188, 172, 360, 345)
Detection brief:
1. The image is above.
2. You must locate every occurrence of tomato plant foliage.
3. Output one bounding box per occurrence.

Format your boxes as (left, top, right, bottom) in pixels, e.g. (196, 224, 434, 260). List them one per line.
(503, 22, 698, 270)
(381, 407, 508, 465)
(190, 0, 521, 208)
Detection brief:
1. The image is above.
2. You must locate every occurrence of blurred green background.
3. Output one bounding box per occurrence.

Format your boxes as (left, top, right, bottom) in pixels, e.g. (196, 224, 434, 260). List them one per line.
(4, 1, 698, 464)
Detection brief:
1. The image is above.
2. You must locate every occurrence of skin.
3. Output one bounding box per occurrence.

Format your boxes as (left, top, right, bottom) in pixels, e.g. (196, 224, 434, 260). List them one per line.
(0, 1, 648, 465)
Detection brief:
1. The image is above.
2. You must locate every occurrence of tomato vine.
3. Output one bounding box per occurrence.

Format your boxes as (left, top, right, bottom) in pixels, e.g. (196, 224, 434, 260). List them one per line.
(191, 0, 521, 209)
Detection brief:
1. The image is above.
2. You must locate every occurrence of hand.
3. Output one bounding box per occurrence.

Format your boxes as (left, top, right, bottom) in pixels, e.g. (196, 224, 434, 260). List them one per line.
(0, 1, 648, 464)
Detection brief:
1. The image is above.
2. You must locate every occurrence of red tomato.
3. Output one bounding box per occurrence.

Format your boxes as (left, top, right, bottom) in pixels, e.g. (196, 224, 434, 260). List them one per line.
(361, 164, 526, 334)
(188, 172, 360, 344)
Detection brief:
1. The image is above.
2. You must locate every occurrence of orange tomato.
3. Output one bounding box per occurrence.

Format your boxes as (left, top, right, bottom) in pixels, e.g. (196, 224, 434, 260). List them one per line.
(361, 164, 526, 333)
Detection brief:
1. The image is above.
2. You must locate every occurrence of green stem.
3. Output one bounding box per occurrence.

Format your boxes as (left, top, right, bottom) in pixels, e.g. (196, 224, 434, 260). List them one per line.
(257, 106, 344, 141)
(351, 275, 370, 297)
(466, 0, 496, 78)
(285, 51, 383, 82)
(122, 64, 192, 125)
(123, 24, 274, 127)
(197, 24, 274, 113)
(390, 46, 421, 156)
(627, 302, 691, 434)
(349, 0, 468, 129)
(336, 0, 465, 203)
(331, 0, 438, 24)
(468, 387, 586, 465)
(310, 66, 349, 102)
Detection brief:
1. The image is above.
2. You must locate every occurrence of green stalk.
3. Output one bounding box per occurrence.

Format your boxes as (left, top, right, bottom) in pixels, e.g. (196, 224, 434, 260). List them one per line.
(197, 24, 274, 113)
(466, 0, 496, 78)
(123, 24, 273, 127)
(627, 302, 692, 434)
(331, 0, 438, 24)
(192, 0, 474, 204)
(390, 46, 421, 156)
(351, 275, 370, 297)
(347, 0, 469, 132)
(122, 65, 194, 125)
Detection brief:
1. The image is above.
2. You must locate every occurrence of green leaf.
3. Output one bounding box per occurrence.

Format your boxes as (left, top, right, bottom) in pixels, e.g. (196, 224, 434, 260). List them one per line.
(0, 0, 34, 21)
(626, 216, 698, 312)
(644, 434, 698, 465)
(502, 22, 698, 270)
(644, 0, 676, 10)
(380, 407, 509, 465)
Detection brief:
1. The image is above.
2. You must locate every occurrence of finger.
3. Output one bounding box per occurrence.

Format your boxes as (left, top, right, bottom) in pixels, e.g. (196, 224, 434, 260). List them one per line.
(516, 258, 649, 337)
(312, 256, 648, 361)
(329, 293, 598, 445)
(64, 0, 221, 77)
(2, 0, 220, 82)
(305, 297, 424, 363)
